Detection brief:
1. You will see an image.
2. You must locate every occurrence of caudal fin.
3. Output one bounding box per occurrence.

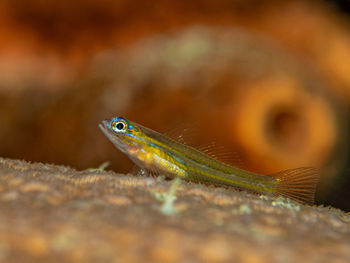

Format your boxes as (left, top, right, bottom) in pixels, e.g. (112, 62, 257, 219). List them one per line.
(273, 167, 319, 204)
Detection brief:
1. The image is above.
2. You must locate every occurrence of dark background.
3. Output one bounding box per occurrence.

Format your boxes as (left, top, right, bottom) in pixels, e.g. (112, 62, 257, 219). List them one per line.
(331, 0, 350, 13)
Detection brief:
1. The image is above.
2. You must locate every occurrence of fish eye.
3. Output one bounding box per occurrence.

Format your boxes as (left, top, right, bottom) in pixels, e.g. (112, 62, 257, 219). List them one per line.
(116, 122, 124, 130)
(112, 120, 127, 132)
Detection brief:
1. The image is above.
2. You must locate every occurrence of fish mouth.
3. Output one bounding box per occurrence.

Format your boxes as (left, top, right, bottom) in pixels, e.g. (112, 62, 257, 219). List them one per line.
(99, 119, 116, 139)
(98, 119, 110, 134)
(99, 119, 128, 151)
(101, 118, 112, 128)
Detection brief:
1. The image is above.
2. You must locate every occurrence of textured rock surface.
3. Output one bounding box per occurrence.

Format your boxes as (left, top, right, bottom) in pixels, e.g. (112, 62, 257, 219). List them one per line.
(0, 157, 349, 263)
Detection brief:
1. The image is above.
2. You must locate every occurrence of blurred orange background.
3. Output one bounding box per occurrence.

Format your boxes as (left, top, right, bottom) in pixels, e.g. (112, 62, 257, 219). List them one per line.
(1, 0, 350, 209)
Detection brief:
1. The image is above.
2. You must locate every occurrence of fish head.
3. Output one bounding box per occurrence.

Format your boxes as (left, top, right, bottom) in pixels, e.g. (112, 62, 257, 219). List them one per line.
(99, 117, 146, 156)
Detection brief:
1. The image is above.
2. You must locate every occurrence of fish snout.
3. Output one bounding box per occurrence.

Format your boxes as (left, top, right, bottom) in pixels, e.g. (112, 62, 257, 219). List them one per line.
(102, 118, 112, 128)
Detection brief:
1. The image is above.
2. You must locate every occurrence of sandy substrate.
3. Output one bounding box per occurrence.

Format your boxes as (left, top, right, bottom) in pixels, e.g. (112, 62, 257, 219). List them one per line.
(0, 157, 349, 263)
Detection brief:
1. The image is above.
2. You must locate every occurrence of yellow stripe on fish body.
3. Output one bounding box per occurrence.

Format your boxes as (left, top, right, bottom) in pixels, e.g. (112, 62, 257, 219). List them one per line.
(128, 137, 187, 177)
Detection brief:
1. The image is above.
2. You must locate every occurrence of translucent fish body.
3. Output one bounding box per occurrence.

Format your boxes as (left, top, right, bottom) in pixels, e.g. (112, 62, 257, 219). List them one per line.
(99, 117, 318, 204)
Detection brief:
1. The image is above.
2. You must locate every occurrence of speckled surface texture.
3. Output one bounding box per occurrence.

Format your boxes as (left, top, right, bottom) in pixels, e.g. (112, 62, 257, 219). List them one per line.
(0, 157, 349, 263)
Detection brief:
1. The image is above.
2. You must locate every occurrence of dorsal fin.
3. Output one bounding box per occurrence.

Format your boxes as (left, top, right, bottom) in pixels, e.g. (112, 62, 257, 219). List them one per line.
(163, 123, 197, 145)
(164, 124, 246, 169)
(196, 141, 246, 169)
(272, 167, 319, 204)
